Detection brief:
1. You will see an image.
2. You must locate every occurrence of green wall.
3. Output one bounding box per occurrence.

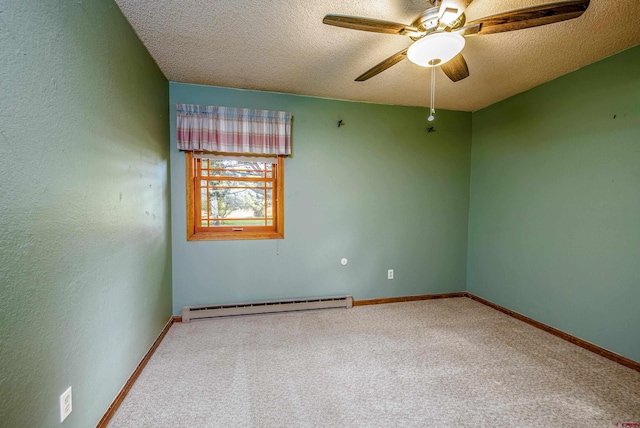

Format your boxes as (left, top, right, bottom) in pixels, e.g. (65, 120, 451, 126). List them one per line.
(468, 46, 640, 362)
(170, 83, 472, 313)
(0, 2, 171, 427)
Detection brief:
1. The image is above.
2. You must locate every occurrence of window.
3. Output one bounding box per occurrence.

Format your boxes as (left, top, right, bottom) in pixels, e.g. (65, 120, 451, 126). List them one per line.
(186, 152, 284, 241)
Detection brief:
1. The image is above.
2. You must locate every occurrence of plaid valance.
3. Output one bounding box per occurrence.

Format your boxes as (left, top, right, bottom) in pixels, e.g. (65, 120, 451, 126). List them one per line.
(177, 104, 292, 155)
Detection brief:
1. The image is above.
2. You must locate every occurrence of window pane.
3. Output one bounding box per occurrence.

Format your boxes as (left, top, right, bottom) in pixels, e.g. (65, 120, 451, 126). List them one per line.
(202, 188, 266, 223)
(214, 219, 269, 226)
(205, 160, 272, 178)
(208, 180, 265, 188)
(207, 168, 265, 178)
(266, 189, 273, 218)
(200, 188, 207, 218)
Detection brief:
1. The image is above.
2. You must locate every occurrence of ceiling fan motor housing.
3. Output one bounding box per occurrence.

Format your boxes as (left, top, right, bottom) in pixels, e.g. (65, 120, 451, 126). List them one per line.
(410, 7, 466, 40)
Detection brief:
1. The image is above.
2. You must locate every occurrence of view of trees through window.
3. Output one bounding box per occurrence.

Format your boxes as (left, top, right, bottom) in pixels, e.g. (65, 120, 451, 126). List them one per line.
(197, 159, 275, 228)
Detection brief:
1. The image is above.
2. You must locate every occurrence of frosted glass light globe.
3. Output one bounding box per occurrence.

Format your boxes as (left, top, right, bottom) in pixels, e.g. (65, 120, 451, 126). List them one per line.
(407, 33, 466, 67)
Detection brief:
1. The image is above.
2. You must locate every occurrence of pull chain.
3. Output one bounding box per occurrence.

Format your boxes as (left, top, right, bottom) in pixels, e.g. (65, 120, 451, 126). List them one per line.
(428, 65, 436, 121)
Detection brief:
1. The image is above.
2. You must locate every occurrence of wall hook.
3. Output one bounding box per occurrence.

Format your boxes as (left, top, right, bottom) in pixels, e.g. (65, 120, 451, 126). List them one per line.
(337, 120, 344, 128)
(427, 127, 435, 133)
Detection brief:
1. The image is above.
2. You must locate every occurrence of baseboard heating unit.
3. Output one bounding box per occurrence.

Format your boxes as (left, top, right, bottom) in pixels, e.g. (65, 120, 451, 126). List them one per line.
(182, 295, 353, 322)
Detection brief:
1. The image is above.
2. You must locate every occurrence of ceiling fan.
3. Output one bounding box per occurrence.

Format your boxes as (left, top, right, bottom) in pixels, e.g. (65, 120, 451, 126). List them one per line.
(323, 0, 590, 83)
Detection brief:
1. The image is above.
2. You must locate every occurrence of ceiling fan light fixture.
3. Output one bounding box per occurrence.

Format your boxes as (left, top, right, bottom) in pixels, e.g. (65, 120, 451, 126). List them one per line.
(407, 32, 465, 67)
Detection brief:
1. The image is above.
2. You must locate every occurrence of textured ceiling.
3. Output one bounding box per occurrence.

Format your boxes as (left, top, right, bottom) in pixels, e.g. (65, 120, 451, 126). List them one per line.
(115, 0, 640, 111)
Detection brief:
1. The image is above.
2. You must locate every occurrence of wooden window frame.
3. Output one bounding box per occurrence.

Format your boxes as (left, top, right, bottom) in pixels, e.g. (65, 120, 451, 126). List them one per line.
(186, 152, 284, 241)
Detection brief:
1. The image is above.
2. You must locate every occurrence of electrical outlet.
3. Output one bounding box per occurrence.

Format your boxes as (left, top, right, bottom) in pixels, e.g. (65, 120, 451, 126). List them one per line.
(388, 269, 394, 280)
(60, 386, 72, 423)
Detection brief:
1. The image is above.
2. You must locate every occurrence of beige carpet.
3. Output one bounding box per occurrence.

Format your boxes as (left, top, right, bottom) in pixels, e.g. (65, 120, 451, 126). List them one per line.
(108, 298, 640, 427)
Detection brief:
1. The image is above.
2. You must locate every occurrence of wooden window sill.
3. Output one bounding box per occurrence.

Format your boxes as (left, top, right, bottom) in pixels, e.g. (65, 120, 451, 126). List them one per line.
(187, 230, 284, 241)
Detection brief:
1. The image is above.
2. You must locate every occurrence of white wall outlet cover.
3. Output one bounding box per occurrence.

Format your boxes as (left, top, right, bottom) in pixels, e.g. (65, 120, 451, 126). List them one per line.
(388, 269, 394, 279)
(340, 258, 348, 265)
(60, 386, 72, 422)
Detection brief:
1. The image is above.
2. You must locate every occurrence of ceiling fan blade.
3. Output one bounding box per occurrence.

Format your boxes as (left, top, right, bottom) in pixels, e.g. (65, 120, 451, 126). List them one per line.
(323, 15, 420, 36)
(438, 0, 473, 27)
(467, 0, 590, 35)
(355, 48, 409, 81)
(440, 53, 469, 82)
